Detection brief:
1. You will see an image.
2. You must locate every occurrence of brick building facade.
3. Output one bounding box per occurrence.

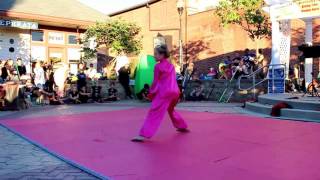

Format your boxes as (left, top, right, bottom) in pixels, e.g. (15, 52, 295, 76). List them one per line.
(111, 0, 320, 77)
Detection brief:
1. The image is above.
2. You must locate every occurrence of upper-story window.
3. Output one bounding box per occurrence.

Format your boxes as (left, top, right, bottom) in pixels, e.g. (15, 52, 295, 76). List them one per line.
(31, 31, 44, 42)
(68, 35, 78, 45)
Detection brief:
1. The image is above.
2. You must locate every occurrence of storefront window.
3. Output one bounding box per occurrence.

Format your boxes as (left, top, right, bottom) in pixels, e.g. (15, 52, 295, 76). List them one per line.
(68, 35, 78, 44)
(31, 31, 44, 42)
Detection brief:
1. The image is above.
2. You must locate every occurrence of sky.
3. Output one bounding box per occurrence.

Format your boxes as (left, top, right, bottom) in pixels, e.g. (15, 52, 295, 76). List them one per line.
(77, 0, 148, 15)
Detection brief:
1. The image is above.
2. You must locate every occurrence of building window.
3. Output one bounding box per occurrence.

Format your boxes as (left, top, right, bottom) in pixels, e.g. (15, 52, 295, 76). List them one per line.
(68, 35, 78, 45)
(32, 31, 44, 42)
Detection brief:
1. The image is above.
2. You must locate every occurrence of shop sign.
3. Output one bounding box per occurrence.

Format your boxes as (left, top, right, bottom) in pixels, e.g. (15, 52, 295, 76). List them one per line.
(0, 19, 38, 29)
(273, 0, 320, 20)
(48, 32, 64, 44)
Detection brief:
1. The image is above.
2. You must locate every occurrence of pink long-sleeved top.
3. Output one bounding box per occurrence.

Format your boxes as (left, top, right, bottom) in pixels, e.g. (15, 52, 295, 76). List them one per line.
(149, 59, 180, 98)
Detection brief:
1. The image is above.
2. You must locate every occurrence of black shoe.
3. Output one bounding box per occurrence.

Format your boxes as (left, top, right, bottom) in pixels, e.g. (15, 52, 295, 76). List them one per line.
(131, 136, 145, 142)
(176, 128, 190, 133)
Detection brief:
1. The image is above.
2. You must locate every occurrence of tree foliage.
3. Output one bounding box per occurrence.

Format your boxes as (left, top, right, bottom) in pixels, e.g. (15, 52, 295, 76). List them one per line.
(215, 0, 271, 41)
(83, 18, 142, 56)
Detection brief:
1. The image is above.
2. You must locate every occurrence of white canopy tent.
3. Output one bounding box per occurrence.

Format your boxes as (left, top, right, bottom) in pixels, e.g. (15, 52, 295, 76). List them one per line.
(264, 0, 320, 88)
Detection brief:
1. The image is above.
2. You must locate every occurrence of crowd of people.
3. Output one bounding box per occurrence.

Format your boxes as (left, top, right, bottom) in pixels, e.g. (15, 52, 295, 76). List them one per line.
(1, 47, 291, 110)
(196, 49, 268, 81)
(1, 49, 269, 110)
(0, 59, 129, 110)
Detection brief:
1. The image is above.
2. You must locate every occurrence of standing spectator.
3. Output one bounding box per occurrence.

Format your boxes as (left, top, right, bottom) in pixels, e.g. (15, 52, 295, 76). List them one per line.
(255, 49, 266, 78)
(255, 49, 264, 67)
(242, 49, 255, 72)
(86, 63, 97, 80)
(45, 65, 55, 92)
(33, 62, 46, 88)
(78, 62, 86, 72)
(77, 69, 87, 90)
(182, 61, 196, 89)
(293, 64, 302, 92)
(118, 64, 132, 99)
(54, 63, 69, 97)
(6, 59, 15, 81)
(16, 58, 26, 76)
(1, 60, 9, 82)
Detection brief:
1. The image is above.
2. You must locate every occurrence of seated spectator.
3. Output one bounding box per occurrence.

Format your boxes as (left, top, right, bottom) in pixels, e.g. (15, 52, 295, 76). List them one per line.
(207, 67, 218, 79)
(224, 56, 232, 65)
(199, 74, 206, 80)
(234, 59, 249, 79)
(30, 87, 41, 105)
(67, 86, 81, 104)
(307, 79, 320, 94)
(91, 85, 102, 102)
(77, 70, 87, 90)
(79, 86, 91, 103)
(189, 84, 205, 101)
(219, 64, 232, 79)
(104, 82, 119, 102)
(137, 84, 150, 101)
(49, 86, 64, 105)
(286, 79, 295, 93)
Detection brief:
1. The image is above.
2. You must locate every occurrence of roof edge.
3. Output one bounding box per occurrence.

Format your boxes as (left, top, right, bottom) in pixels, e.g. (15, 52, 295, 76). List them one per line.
(0, 10, 101, 27)
(109, 0, 161, 16)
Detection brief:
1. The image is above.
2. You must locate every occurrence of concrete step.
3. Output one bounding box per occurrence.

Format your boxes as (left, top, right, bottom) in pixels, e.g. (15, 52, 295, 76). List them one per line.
(281, 109, 320, 122)
(245, 102, 272, 115)
(258, 95, 320, 111)
(245, 102, 320, 122)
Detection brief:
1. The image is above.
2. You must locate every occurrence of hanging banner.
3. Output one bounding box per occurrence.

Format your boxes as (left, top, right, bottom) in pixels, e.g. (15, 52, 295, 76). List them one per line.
(273, 0, 320, 20)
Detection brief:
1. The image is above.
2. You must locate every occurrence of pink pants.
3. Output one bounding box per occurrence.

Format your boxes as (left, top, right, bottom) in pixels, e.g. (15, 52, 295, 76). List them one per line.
(139, 95, 188, 138)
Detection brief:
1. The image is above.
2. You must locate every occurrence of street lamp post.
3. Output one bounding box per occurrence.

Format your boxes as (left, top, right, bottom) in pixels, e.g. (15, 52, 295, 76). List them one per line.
(177, 0, 184, 73)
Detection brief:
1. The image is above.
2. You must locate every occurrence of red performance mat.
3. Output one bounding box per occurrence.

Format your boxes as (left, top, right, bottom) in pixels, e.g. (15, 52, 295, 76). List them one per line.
(2, 108, 320, 180)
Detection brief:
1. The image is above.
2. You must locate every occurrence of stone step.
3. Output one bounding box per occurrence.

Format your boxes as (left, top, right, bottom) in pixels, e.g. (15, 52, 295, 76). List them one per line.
(245, 102, 320, 122)
(258, 95, 320, 111)
(245, 102, 272, 115)
(281, 109, 320, 122)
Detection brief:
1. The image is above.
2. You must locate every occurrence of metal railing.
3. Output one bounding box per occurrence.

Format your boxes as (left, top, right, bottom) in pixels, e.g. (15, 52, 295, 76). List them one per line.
(218, 69, 239, 103)
(238, 64, 286, 98)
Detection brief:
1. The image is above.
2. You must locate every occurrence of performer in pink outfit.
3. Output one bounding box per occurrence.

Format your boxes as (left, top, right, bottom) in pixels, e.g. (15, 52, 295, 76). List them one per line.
(132, 45, 189, 142)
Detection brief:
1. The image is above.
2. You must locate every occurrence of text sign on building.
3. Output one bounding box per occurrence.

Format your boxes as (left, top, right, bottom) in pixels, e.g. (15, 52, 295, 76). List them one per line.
(273, 0, 320, 20)
(48, 32, 64, 44)
(0, 19, 38, 29)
